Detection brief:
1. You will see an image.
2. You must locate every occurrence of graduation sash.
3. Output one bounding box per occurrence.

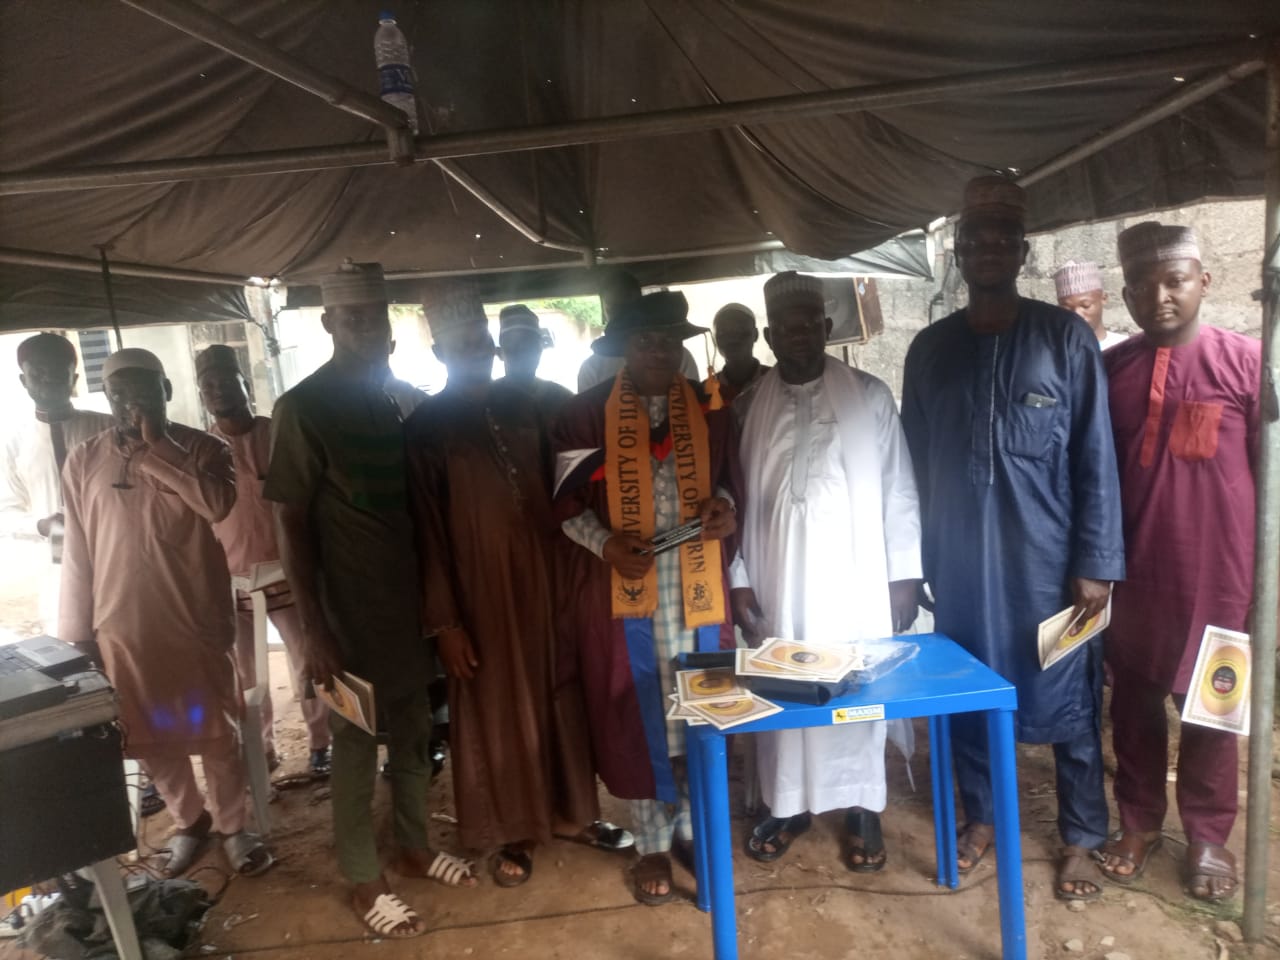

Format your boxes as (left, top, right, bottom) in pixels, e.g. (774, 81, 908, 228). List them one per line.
(605, 368, 726, 628)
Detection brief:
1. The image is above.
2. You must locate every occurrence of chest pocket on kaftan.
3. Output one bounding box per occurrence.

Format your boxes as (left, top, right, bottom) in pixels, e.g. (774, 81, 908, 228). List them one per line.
(1003, 398, 1061, 461)
(1169, 400, 1223, 461)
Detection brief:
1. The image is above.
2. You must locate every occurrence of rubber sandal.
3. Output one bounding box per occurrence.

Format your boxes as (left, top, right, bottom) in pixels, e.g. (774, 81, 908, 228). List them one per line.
(744, 812, 812, 863)
(223, 831, 276, 877)
(355, 892, 425, 939)
(423, 850, 477, 887)
(1185, 841, 1238, 902)
(1099, 830, 1162, 885)
(845, 809, 887, 873)
(140, 783, 166, 818)
(160, 832, 207, 878)
(956, 822, 994, 876)
(1055, 845, 1103, 901)
(632, 853, 675, 906)
(492, 846, 534, 888)
(553, 820, 636, 852)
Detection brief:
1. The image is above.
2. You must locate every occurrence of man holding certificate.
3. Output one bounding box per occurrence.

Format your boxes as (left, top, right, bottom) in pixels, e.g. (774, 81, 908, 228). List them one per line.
(266, 261, 474, 940)
(901, 177, 1125, 902)
(552, 291, 741, 905)
(1100, 223, 1260, 901)
(730, 271, 923, 873)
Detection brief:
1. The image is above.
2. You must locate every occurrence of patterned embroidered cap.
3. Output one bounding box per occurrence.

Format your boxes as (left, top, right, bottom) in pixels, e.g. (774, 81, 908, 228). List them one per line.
(763, 271, 825, 316)
(320, 259, 387, 308)
(1116, 222, 1201, 271)
(960, 175, 1026, 224)
(421, 278, 487, 341)
(1053, 261, 1103, 299)
(194, 344, 241, 378)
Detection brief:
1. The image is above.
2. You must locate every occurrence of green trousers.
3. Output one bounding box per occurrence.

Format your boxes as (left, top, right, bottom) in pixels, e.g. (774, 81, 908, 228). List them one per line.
(328, 688, 433, 884)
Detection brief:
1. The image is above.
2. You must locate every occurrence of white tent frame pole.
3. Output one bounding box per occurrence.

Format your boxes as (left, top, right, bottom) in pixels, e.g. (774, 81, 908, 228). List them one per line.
(1242, 39, 1280, 946)
(0, 39, 1263, 196)
(1017, 60, 1264, 188)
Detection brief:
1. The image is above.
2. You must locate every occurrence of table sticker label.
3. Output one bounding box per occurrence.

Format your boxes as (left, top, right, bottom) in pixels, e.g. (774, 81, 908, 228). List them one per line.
(832, 704, 885, 724)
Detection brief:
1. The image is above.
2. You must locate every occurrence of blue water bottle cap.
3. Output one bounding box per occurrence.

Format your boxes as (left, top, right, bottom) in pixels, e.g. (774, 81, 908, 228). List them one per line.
(379, 10, 395, 21)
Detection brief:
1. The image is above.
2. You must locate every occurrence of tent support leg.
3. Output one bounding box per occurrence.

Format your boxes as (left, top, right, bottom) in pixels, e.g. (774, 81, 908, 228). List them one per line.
(1242, 39, 1280, 946)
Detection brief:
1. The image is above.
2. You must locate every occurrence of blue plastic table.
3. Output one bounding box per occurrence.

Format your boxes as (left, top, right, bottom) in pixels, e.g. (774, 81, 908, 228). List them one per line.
(684, 632, 1024, 960)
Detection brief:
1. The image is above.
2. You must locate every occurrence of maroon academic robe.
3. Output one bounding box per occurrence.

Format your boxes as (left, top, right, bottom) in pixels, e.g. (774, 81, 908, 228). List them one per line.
(550, 377, 742, 800)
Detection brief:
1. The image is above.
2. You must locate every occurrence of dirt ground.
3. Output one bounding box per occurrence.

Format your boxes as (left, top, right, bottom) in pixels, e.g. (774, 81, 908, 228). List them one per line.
(4, 650, 1280, 960)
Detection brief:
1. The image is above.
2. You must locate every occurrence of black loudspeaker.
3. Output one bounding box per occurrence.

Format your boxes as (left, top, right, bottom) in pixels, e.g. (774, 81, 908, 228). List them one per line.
(0, 723, 134, 891)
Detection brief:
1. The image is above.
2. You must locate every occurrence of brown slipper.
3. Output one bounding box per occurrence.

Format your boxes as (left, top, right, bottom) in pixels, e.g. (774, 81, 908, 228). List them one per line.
(956, 822, 994, 876)
(1185, 841, 1237, 902)
(632, 853, 675, 906)
(1055, 845, 1103, 901)
(492, 845, 533, 888)
(1099, 830, 1162, 885)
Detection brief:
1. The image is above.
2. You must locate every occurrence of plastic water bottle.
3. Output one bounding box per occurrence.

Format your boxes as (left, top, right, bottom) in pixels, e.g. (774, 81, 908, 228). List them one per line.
(374, 11, 419, 134)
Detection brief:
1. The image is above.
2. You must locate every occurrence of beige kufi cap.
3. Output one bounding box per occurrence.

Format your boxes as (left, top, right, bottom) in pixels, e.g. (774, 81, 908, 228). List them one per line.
(1053, 261, 1103, 299)
(1117, 222, 1201, 271)
(321, 259, 387, 308)
(102, 348, 165, 380)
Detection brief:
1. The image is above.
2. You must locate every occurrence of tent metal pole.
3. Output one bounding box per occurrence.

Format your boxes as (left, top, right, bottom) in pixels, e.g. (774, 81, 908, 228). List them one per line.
(1018, 60, 1264, 188)
(433, 160, 595, 261)
(0, 246, 250, 286)
(117, 0, 414, 164)
(1242, 39, 1280, 946)
(96, 247, 124, 350)
(118, 0, 592, 254)
(0, 38, 1263, 196)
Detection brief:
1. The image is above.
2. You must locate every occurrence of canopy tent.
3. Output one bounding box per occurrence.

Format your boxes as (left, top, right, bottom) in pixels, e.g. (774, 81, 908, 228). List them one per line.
(0, 1, 1277, 327)
(1, 2, 1278, 941)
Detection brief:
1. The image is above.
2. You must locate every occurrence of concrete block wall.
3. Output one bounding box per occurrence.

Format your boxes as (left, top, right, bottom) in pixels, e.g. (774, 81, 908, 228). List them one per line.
(846, 198, 1268, 400)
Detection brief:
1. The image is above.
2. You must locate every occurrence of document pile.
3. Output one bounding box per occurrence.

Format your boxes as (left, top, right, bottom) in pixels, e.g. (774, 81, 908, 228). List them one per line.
(668, 667, 782, 730)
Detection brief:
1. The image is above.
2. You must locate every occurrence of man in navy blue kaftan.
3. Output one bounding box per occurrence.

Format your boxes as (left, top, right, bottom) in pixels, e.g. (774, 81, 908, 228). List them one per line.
(900, 177, 1125, 902)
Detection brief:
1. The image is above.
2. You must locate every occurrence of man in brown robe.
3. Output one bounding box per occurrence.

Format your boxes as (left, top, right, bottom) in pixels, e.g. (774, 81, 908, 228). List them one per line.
(196, 344, 331, 775)
(59, 348, 273, 878)
(407, 287, 621, 888)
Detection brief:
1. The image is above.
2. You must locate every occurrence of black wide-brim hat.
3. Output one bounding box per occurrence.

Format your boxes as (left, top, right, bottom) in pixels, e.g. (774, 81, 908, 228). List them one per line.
(590, 291, 708, 358)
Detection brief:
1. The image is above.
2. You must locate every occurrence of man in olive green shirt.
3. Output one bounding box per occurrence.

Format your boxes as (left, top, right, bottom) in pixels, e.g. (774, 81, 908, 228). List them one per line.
(265, 261, 475, 940)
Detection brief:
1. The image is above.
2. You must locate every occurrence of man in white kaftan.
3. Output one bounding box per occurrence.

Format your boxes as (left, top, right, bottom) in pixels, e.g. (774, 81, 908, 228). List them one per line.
(732, 272, 922, 870)
(1, 333, 112, 633)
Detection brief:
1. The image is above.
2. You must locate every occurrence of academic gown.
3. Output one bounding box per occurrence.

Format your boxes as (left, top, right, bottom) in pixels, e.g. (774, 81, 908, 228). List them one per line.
(59, 424, 241, 758)
(407, 383, 598, 848)
(550, 377, 742, 800)
(1104, 326, 1259, 693)
(736, 359, 922, 816)
(901, 300, 1125, 743)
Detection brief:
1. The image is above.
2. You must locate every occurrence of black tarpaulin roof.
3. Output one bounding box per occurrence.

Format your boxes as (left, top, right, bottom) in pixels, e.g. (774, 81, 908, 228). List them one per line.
(0, 1, 1275, 329)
